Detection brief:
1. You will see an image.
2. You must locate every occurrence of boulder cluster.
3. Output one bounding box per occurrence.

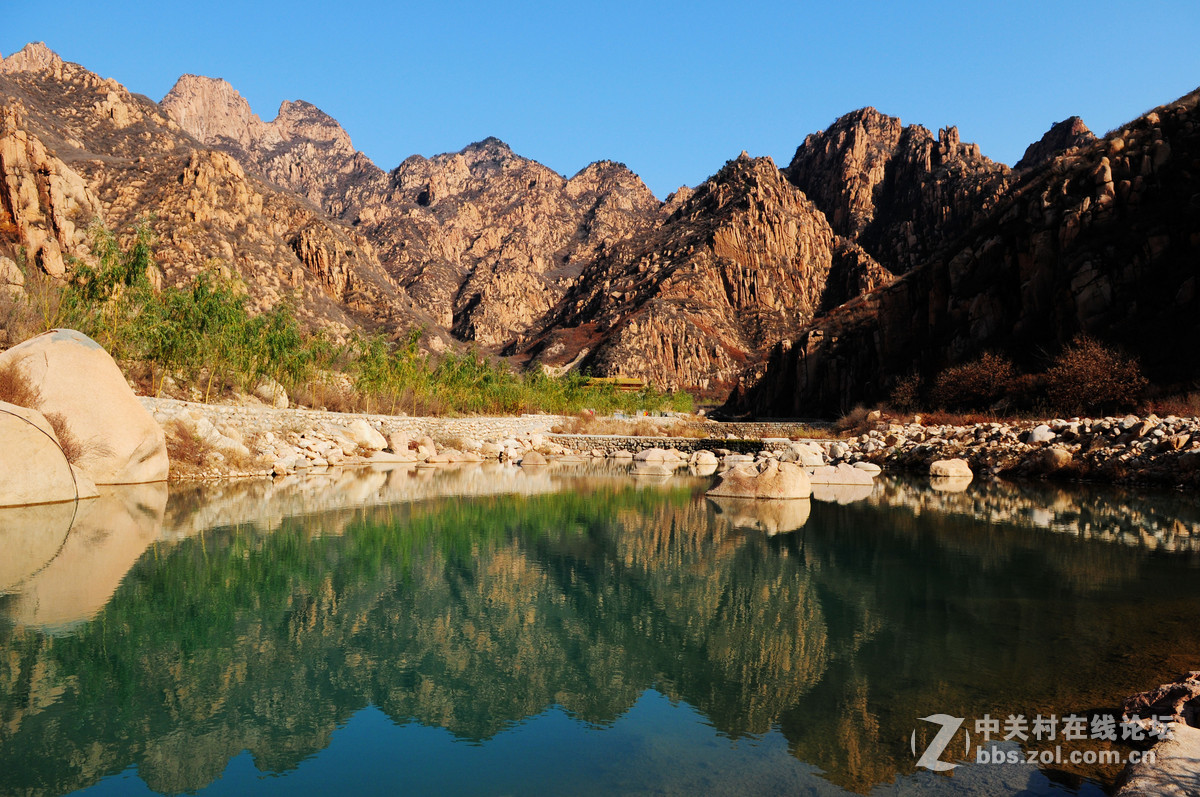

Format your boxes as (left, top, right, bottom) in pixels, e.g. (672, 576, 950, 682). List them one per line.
(831, 413, 1200, 486)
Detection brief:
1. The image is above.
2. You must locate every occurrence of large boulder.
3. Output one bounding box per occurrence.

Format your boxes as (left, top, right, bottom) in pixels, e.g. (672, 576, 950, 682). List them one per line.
(0, 400, 97, 506)
(930, 458, 973, 478)
(706, 459, 811, 499)
(346, 419, 387, 451)
(0, 330, 167, 483)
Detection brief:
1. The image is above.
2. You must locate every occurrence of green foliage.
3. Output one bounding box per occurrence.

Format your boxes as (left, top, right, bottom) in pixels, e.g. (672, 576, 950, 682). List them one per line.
(5, 222, 694, 416)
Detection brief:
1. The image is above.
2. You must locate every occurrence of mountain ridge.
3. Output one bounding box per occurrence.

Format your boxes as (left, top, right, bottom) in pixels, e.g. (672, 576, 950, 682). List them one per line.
(4, 41, 1195, 411)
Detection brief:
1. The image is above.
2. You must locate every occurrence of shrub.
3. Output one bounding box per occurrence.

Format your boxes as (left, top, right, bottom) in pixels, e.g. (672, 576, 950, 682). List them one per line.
(1044, 336, 1147, 415)
(889, 372, 921, 411)
(929, 352, 1016, 410)
(0, 359, 40, 408)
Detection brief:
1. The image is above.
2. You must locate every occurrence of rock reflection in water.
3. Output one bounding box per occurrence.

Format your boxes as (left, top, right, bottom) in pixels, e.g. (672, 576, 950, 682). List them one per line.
(1, 469, 1199, 796)
(0, 501, 76, 592)
(1, 484, 166, 630)
(708, 496, 812, 534)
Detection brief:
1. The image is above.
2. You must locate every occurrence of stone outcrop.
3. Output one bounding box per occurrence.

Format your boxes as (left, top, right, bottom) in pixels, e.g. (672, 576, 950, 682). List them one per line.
(1015, 116, 1097, 171)
(0, 103, 101, 277)
(519, 154, 855, 396)
(706, 459, 811, 499)
(0, 399, 85, 505)
(738, 89, 1200, 416)
(785, 107, 1011, 274)
(0, 329, 168, 484)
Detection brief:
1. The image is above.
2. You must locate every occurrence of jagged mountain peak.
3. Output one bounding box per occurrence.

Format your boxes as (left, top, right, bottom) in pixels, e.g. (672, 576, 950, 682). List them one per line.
(565, 160, 656, 203)
(1015, 115, 1097, 171)
(786, 106, 1009, 273)
(0, 42, 64, 76)
(161, 74, 272, 149)
(272, 99, 354, 150)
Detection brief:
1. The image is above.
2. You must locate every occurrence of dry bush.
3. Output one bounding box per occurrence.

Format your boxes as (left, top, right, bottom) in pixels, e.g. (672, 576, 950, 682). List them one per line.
(888, 372, 921, 411)
(45, 412, 84, 465)
(1143, 392, 1200, 418)
(1044, 336, 1147, 415)
(929, 352, 1016, 410)
(0, 359, 40, 408)
(164, 419, 214, 475)
(835, 406, 874, 435)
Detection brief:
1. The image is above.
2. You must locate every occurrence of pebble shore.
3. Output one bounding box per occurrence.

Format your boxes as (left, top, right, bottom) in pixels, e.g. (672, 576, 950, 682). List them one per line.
(141, 397, 1200, 488)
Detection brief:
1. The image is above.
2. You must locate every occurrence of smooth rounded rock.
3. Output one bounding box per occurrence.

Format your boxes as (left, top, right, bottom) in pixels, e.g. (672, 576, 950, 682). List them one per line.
(0, 329, 167, 484)
(0, 400, 82, 506)
(930, 458, 973, 478)
(706, 460, 811, 500)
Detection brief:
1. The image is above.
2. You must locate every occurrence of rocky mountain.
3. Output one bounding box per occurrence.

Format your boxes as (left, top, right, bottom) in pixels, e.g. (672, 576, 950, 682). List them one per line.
(735, 89, 1200, 416)
(162, 76, 663, 347)
(343, 141, 661, 345)
(784, 108, 1011, 274)
(515, 154, 883, 395)
(1014, 116, 1097, 171)
(0, 43, 434, 339)
(6, 41, 1194, 411)
(161, 74, 383, 217)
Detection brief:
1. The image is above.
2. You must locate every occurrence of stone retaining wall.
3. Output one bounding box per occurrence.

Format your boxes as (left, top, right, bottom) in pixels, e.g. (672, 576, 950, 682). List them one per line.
(546, 435, 802, 455)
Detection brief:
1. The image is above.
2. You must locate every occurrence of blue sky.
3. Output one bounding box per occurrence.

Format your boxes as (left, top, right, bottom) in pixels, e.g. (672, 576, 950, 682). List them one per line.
(4, 0, 1199, 198)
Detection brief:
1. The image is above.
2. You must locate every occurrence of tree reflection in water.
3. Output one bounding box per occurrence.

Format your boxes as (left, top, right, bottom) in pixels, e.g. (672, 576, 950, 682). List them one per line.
(1, 468, 1198, 795)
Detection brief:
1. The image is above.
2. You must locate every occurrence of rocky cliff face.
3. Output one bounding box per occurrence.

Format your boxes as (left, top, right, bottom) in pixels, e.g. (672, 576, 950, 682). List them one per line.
(785, 108, 1011, 274)
(0, 44, 433, 338)
(1015, 116, 1097, 171)
(339, 139, 661, 345)
(736, 89, 1200, 416)
(164, 78, 664, 348)
(161, 75, 383, 216)
(517, 154, 852, 395)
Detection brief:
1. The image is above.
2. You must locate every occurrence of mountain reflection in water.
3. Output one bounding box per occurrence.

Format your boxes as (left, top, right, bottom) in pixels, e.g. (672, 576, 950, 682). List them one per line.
(1, 464, 1198, 796)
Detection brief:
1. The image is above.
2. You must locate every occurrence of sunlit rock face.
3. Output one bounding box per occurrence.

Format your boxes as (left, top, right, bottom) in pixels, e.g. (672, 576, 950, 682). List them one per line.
(738, 89, 1200, 416)
(519, 154, 859, 397)
(0, 45, 432, 343)
(784, 106, 1011, 276)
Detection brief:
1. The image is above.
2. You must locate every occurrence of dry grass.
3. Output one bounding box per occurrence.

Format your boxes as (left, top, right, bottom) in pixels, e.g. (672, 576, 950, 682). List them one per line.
(0, 359, 40, 408)
(44, 412, 85, 465)
(1143, 392, 1200, 418)
(164, 419, 214, 477)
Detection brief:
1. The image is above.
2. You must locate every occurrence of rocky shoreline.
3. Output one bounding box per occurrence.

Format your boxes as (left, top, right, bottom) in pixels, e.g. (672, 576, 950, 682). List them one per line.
(144, 397, 1200, 489)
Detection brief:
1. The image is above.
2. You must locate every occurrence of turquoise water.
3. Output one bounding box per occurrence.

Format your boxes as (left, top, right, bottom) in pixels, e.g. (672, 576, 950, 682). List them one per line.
(1, 465, 1198, 796)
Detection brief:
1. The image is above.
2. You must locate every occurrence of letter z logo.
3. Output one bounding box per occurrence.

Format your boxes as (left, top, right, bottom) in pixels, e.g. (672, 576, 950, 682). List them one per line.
(912, 714, 966, 771)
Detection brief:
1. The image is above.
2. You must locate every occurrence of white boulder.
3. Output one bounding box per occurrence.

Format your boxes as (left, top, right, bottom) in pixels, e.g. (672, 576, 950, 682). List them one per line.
(347, 419, 388, 451)
(0, 329, 167, 483)
(706, 460, 811, 500)
(0, 400, 97, 506)
(929, 458, 973, 478)
(808, 463, 874, 486)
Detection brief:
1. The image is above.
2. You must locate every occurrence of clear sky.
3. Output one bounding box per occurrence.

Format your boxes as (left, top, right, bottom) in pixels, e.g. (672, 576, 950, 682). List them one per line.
(4, 0, 1199, 198)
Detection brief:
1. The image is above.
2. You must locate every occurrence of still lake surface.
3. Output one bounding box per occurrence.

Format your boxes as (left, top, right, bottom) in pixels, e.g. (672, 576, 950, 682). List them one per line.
(2, 463, 1199, 796)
